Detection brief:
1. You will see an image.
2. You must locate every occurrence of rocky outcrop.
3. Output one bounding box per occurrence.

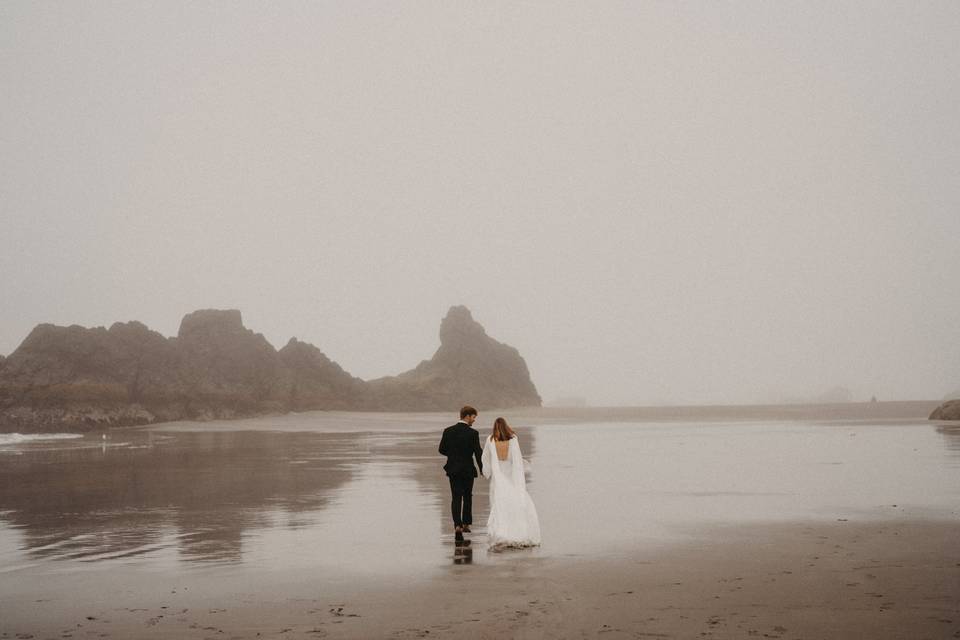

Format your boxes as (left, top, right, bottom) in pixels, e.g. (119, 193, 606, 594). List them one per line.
(172, 309, 291, 418)
(0, 312, 293, 431)
(366, 306, 541, 411)
(930, 399, 960, 421)
(278, 338, 366, 411)
(0, 306, 540, 432)
(0, 321, 174, 430)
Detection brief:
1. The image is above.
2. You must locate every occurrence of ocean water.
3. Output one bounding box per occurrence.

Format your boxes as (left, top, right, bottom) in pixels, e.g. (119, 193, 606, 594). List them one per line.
(0, 412, 957, 588)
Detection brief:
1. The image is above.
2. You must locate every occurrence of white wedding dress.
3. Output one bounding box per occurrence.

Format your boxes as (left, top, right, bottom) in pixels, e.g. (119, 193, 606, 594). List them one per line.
(481, 436, 541, 549)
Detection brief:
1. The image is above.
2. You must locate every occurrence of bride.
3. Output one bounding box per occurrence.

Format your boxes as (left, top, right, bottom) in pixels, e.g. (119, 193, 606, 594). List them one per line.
(481, 417, 541, 549)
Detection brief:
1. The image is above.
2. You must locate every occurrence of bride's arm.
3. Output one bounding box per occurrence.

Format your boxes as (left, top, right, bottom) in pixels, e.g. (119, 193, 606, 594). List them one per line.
(481, 437, 492, 478)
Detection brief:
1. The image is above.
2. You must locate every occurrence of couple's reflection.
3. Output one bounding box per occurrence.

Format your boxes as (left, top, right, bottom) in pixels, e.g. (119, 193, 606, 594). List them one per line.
(453, 540, 473, 564)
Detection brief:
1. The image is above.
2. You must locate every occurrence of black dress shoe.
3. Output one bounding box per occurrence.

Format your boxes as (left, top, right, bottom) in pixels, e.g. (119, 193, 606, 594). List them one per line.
(454, 528, 464, 543)
(462, 525, 471, 533)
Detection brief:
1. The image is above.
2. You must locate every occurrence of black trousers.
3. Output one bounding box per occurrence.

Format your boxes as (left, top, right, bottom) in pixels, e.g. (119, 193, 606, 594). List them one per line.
(448, 474, 475, 527)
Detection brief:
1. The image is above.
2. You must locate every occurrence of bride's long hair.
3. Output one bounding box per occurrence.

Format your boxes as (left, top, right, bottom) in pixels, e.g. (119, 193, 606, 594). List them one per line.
(491, 417, 516, 442)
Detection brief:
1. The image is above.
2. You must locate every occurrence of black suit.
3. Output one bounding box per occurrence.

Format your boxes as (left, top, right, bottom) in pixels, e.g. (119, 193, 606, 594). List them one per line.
(438, 421, 484, 527)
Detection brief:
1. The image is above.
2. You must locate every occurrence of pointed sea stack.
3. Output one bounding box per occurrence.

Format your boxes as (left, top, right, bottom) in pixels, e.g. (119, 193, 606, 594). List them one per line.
(366, 306, 542, 411)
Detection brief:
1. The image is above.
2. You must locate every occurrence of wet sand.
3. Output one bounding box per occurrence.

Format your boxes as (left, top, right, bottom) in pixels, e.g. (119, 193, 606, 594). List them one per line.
(3, 519, 957, 639)
(1, 410, 958, 638)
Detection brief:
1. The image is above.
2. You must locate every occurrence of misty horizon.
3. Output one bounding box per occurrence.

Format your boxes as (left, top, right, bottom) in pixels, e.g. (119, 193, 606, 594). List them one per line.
(2, 2, 959, 407)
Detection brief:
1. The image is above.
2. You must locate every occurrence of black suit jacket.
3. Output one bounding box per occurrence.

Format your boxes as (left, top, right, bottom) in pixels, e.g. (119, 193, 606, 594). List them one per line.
(438, 422, 484, 478)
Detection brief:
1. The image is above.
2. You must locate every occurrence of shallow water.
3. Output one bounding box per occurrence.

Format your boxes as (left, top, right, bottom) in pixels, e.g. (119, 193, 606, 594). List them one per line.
(0, 413, 957, 587)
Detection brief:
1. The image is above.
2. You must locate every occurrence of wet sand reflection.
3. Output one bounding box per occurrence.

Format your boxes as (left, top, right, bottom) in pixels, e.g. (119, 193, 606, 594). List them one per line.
(0, 431, 355, 563)
(0, 424, 537, 569)
(3, 416, 956, 579)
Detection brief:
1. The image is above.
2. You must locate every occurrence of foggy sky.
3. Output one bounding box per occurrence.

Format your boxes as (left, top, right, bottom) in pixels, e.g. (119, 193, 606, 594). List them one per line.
(2, 2, 959, 406)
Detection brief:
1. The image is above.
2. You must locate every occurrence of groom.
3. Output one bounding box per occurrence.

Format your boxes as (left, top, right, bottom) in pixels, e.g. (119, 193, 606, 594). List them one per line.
(438, 405, 484, 543)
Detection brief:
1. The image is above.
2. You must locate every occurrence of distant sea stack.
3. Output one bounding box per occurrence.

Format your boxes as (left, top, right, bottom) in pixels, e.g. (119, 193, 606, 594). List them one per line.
(365, 306, 542, 411)
(0, 306, 541, 433)
(930, 399, 960, 421)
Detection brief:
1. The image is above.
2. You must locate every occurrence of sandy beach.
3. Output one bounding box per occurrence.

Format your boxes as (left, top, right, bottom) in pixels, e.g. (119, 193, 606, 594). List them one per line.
(1, 410, 958, 639)
(3, 519, 957, 639)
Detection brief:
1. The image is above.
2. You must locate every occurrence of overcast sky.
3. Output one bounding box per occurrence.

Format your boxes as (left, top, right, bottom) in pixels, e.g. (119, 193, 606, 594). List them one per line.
(2, 2, 958, 406)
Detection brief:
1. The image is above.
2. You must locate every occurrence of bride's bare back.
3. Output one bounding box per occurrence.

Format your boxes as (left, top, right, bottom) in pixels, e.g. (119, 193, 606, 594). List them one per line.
(494, 439, 509, 461)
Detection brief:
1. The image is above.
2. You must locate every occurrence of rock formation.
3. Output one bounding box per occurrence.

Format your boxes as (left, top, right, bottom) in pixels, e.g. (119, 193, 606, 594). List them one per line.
(172, 309, 292, 418)
(0, 321, 171, 431)
(930, 399, 960, 421)
(278, 338, 367, 411)
(0, 306, 540, 432)
(366, 306, 541, 411)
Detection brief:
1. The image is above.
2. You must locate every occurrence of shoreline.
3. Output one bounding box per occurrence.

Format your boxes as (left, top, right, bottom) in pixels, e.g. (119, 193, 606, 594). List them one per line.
(3, 517, 957, 638)
(0, 400, 947, 436)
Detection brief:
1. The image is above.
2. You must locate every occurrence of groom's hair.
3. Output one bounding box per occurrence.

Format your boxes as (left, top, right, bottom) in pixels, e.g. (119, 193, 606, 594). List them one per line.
(460, 405, 478, 419)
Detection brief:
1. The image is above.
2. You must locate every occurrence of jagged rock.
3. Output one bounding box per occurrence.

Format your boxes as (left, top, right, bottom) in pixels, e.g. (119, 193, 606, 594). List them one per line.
(173, 309, 291, 415)
(0, 310, 294, 431)
(278, 338, 366, 410)
(178, 308, 245, 338)
(104, 320, 179, 405)
(930, 399, 960, 421)
(0, 321, 173, 404)
(0, 321, 174, 432)
(366, 306, 541, 411)
(0, 404, 157, 433)
(0, 305, 541, 432)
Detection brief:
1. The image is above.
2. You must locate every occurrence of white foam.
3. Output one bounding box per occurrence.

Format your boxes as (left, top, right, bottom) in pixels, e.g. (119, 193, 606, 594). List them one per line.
(0, 433, 85, 446)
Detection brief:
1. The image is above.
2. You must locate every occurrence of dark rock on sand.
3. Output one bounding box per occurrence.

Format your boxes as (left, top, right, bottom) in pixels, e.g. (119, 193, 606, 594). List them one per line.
(929, 399, 960, 421)
(173, 309, 292, 418)
(366, 306, 541, 411)
(0, 306, 540, 432)
(0, 320, 175, 431)
(278, 338, 367, 410)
